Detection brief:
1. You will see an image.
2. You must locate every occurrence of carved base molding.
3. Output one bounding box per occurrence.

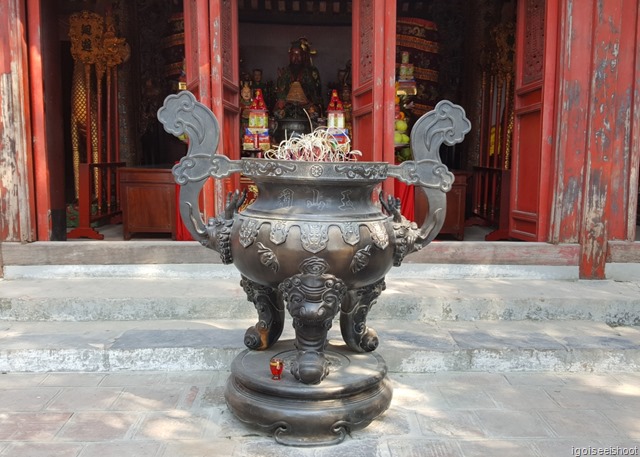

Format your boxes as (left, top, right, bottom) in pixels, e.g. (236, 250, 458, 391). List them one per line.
(224, 339, 393, 446)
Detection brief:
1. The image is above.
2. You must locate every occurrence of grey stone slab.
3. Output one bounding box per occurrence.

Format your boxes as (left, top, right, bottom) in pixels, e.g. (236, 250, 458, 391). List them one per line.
(607, 385, 640, 412)
(41, 373, 106, 387)
(165, 371, 218, 386)
(107, 347, 240, 371)
(0, 277, 251, 322)
(197, 385, 227, 409)
(560, 333, 640, 349)
(57, 412, 140, 441)
(545, 387, 630, 410)
(47, 387, 123, 411)
(0, 372, 49, 387)
(613, 372, 640, 384)
(549, 321, 640, 349)
(438, 385, 497, 409)
(600, 410, 640, 439)
(2, 318, 640, 373)
(562, 348, 640, 372)
(540, 410, 621, 438)
(350, 408, 414, 443)
(457, 440, 539, 457)
(1, 442, 85, 457)
(387, 439, 463, 457)
(0, 387, 61, 412)
(390, 374, 452, 410)
(159, 440, 238, 457)
(0, 412, 72, 441)
(557, 372, 622, 387)
(99, 372, 176, 387)
(3, 274, 640, 325)
(134, 411, 212, 441)
(443, 322, 565, 350)
(384, 346, 471, 373)
(78, 441, 162, 457)
(111, 385, 186, 411)
(0, 370, 637, 454)
(376, 321, 459, 351)
(432, 372, 511, 386)
(467, 348, 568, 372)
(0, 348, 107, 372)
(504, 372, 566, 386)
(484, 385, 559, 410)
(110, 328, 240, 350)
(239, 437, 388, 457)
(1, 322, 118, 350)
(474, 410, 553, 438)
(415, 410, 486, 439)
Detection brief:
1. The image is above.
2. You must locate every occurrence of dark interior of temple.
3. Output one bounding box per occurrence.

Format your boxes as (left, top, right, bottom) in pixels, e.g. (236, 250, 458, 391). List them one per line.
(52, 0, 516, 240)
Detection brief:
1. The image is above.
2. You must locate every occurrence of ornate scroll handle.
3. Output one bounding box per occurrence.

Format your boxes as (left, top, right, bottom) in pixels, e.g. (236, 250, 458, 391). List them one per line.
(387, 100, 471, 250)
(157, 91, 243, 246)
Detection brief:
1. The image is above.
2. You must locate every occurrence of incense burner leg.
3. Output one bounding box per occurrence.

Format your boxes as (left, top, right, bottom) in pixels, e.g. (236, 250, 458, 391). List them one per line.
(279, 258, 347, 385)
(240, 276, 285, 350)
(340, 279, 385, 353)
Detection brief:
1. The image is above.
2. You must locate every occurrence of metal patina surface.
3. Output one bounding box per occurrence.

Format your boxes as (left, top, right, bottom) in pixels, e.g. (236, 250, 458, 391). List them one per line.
(158, 90, 470, 445)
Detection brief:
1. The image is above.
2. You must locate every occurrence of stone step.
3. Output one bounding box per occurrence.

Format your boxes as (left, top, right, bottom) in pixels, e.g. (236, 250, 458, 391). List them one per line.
(1, 318, 639, 373)
(2, 273, 640, 325)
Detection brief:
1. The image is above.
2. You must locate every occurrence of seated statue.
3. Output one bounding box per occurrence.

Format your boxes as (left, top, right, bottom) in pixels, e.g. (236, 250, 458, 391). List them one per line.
(273, 38, 323, 121)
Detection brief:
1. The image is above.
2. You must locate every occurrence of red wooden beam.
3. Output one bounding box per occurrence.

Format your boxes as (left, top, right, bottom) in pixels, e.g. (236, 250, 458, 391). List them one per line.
(552, 0, 593, 244)
(579, 0, 638, 279)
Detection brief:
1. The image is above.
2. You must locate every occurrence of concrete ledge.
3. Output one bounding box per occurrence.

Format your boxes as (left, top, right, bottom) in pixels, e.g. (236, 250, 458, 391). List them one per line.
(1, 319, 638, 373)
(1, 240, 221, 266)
(2, 262, 581, 280)
(2, 276, 640, 325)
(1, 240, 583, 266)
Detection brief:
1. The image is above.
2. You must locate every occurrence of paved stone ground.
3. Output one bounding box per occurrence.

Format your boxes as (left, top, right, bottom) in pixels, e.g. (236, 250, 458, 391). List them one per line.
(0, 370, 638, 457)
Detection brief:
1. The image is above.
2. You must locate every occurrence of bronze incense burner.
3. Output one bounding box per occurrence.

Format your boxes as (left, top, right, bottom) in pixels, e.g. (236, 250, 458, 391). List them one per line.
(158, 91, 470, 445)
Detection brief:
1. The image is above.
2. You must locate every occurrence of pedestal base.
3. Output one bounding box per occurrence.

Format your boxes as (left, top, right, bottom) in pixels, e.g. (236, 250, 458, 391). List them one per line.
(224, 339, 393, 446)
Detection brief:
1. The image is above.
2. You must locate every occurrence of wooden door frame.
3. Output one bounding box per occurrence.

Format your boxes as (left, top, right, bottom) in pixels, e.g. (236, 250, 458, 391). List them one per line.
(509, 0, 559, 243)
(577, 0, 640, 278)
(183, 0, 239, 217)
(210, 0, 240, 213)
(26, 0, 51, 241)
(183, 0, 216, 218)
(184, 0, 212, 105)
(351, 0, 396, 194)
(551, 0, 640, 277)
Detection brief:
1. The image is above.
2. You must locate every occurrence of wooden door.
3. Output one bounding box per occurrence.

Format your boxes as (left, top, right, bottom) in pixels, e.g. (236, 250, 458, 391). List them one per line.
(1, 0, 36, 242)
(210, 0, 240, 212)
(183, 0, 239, 216)
(351, 0, 397, 177)
(182, 0, 214, 217)
(509, 0, 558, 241)
(184, 0, 211, 105)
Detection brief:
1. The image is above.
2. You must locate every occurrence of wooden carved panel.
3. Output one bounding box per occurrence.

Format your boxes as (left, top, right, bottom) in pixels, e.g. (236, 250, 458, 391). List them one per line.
(186, 0, 199, 86)
(69, 11, 104, 65)
(221, 0, 233, 80)
(522, 0, 544, 85)
(358, 0, 373, 84)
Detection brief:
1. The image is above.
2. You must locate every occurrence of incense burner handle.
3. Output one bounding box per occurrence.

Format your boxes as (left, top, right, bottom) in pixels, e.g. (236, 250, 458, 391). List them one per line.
(387, 100, 471, 259)
(157, 91, 243, 259)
